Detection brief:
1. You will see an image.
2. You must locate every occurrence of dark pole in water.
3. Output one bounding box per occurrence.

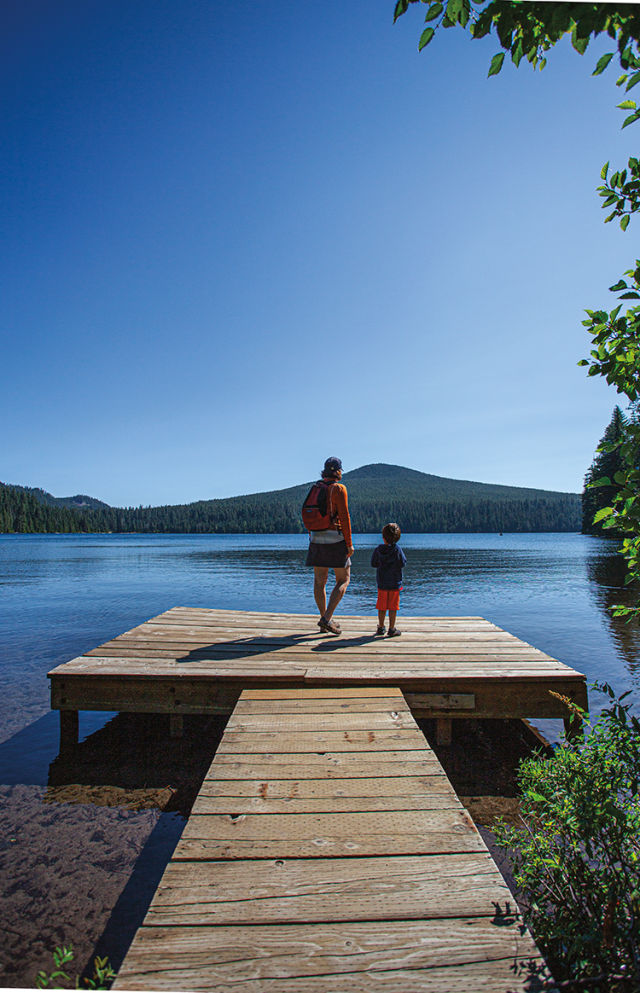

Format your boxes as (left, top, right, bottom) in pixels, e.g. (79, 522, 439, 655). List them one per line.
(59, 710, 79, 754)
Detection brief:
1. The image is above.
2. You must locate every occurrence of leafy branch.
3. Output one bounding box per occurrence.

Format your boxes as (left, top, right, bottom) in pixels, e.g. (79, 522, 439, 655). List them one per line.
(598, 160, 640, 230)
(394, 1, 640, 79)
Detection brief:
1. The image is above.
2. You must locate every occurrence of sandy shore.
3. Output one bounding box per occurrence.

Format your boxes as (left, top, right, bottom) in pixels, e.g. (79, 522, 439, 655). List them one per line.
(0, 714, 535, 989)
(0, 713, 225, 988)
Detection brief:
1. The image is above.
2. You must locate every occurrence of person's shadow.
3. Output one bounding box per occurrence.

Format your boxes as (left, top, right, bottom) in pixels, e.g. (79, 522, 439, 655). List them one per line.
(176, 631, 378, 661)
(311, 635, 379, 652)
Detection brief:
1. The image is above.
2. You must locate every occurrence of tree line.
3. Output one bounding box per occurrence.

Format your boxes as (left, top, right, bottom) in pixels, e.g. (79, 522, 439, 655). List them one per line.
(1, 481, 580, 533)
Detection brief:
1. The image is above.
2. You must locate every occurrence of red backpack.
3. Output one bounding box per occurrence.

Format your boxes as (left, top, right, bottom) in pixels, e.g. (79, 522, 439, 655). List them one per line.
(302, 480, 335, 531)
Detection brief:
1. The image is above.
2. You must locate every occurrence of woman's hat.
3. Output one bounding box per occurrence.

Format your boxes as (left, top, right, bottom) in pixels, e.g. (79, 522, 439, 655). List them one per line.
(323, 457, 342, 474)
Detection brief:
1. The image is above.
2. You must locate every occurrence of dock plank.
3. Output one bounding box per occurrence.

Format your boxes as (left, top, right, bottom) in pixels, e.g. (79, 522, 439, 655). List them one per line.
(146, 852, 511, 926)
(196, 775, 451, 798)
(191, 794, 461, 814)
(114, 919, 541, 986)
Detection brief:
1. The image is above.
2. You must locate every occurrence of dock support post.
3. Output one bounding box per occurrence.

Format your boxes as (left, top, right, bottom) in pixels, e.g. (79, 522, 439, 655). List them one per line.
(436, 717, 452, 746)
(169, 714, 184, 739)
(59, 710, 79, 754)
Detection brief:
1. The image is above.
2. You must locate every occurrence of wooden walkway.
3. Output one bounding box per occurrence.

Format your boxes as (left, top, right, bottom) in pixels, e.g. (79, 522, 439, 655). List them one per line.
(114, 686, 548, 991)
(49, 607, 587, 749)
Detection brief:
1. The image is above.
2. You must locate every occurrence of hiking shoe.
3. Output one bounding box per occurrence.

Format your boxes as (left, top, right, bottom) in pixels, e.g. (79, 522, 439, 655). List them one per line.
(387, 628, 401, 637)
(375, 625, 386, 636)
(319, 616, 342, 635)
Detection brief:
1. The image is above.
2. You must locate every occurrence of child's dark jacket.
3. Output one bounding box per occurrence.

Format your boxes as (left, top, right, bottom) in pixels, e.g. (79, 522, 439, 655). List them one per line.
(371, 543, 406, 590)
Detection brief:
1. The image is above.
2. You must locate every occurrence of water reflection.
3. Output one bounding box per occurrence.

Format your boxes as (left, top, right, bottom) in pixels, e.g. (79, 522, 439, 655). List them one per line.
(585, 543, 640, 676)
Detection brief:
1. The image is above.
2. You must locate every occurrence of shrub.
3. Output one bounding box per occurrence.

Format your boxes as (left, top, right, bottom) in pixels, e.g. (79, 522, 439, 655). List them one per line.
(495, 684, 640, 991)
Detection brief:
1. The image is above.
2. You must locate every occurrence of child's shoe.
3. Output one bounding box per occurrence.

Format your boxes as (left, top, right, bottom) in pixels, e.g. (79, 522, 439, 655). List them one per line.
(375, 625, 386, 636)
(387, 628, 401, 637)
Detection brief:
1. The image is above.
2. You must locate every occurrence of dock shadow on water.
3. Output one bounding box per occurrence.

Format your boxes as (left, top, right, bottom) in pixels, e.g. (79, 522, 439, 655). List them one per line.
(0, 712, 226, 987)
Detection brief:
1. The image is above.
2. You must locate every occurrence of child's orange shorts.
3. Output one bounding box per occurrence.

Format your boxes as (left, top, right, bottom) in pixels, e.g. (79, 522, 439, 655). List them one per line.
(376, 589, 400, 611)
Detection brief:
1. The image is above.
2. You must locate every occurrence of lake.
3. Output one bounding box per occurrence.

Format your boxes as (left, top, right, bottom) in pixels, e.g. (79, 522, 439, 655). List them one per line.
(1, 530, 640, 987)
(1, 531, 639, 750)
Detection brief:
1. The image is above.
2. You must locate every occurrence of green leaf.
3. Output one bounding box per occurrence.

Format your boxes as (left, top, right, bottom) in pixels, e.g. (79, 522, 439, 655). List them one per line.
(419, 26, 435, 49)
(622, 111, 640, 129)
(527, 791, 548, 805)
(571, 28, 589, 55)
(621, 214, 631, 231)
(601, 161, 610, 180)
(512, 37, 524, 67)
(471, 9, 493, 40)
(424, 2, 443, 22)
(488, 51, 505, 77)
(445, 0, 463, 22)
(617, 100, 637, 110)
(593, 52, 614, 76)
(394, 0, 409, 22)
(593, 507, 614, 523)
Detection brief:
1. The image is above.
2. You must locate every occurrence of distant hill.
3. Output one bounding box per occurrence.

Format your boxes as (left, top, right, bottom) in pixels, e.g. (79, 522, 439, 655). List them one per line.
(8, 484, 111, 511)
(0, 464, 580, 533)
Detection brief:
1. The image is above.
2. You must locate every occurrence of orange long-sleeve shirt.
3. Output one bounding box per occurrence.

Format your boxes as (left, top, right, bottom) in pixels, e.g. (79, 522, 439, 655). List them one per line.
(328, 482, 352, 550)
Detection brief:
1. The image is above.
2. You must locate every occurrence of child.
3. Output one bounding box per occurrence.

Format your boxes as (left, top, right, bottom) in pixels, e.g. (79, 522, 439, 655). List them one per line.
(371, 522, 406, 637)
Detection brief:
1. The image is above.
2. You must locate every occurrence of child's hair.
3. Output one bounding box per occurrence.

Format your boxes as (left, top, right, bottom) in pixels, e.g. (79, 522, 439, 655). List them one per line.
(382, 522, 401, 544)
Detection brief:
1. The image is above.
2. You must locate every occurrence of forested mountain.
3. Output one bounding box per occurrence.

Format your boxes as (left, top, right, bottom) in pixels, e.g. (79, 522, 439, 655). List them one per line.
(1, 464, 581, 534)
(7, 484, 110, 510)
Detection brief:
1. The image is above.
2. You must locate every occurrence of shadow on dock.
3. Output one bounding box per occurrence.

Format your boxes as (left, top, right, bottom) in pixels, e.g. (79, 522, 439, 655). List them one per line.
(174, 631, 379, 661)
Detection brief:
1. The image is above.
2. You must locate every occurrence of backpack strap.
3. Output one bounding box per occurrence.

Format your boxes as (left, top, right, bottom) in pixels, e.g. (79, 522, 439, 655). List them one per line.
(327, 481, 338, 525)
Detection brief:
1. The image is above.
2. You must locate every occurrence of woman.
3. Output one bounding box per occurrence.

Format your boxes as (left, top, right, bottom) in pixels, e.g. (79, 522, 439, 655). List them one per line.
(305, 456, 354, 635)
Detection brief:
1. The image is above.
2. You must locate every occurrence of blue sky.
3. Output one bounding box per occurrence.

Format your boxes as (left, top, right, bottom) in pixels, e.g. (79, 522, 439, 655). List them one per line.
(1, 1, 635, 505)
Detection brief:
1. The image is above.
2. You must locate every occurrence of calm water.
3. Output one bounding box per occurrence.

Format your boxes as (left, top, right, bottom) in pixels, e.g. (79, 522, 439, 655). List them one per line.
(1, 531, 640, 756)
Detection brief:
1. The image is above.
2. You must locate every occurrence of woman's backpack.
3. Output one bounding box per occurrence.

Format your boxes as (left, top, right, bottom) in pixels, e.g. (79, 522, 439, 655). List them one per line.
(302, 480, 335, 531)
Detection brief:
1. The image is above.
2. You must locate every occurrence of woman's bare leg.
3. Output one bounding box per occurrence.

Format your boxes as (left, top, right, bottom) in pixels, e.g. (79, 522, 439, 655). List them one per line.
(325, 566, 350, 621)
(313, 566, 329, 616)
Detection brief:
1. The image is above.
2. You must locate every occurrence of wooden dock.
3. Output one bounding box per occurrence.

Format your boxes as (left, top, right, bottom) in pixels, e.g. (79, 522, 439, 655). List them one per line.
(114, 686, 548, 991)
(49, 607, 588, 749)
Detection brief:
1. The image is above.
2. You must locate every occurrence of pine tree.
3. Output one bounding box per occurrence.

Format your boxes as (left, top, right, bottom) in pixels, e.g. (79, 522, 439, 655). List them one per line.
(582, 406, 627, 535)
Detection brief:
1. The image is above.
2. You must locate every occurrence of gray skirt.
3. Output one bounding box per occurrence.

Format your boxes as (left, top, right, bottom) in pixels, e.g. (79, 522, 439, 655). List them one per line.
(305, 539, 351, 569)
